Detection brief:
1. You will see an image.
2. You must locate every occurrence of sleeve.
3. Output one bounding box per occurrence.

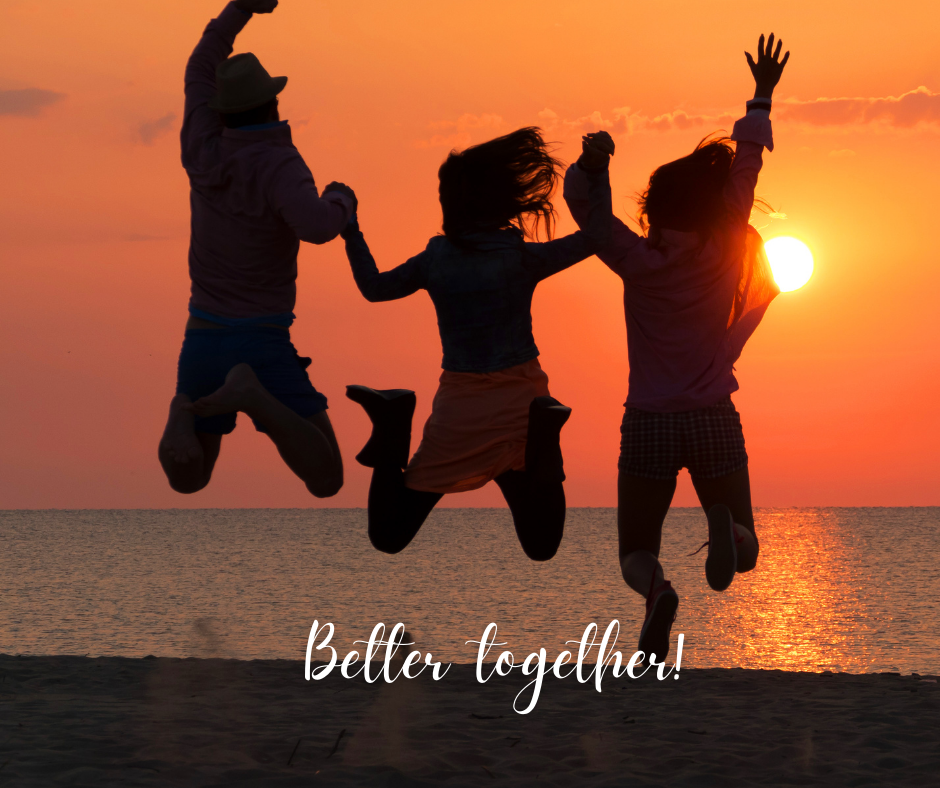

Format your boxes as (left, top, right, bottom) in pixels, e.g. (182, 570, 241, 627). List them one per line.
(562, 162, 667, 281)
(180, 3, 251, 170)
(341, 216, 429, 302)
(268, 155, 356, 245)
(726, 110, 774, 223)
(521, 164, 612, 282)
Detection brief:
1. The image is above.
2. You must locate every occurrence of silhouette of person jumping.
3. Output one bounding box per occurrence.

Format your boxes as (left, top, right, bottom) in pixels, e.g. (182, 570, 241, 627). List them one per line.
(343, 128, 614, 559)
(564, 34, 789, 662)
(158, 0, 356, 498)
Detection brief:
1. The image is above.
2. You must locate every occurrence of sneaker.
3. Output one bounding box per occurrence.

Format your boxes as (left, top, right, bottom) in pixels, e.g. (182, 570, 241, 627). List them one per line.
(637, 579, 679, 663)
(704, 504, 738, 592)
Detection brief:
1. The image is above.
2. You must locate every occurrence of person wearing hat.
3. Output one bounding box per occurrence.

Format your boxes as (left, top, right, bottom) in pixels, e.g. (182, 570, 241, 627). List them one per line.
(159, 0, 355, 499)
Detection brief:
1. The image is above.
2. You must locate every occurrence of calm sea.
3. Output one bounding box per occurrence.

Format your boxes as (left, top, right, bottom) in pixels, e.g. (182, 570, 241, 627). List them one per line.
(0, 508, 937, 674)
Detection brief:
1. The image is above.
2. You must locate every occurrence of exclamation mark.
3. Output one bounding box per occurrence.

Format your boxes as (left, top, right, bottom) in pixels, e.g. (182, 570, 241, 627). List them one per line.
(674, 633, 683, 679)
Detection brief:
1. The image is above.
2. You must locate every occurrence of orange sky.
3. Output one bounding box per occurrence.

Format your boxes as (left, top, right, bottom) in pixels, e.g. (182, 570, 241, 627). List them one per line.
(1, 0, 938, 509)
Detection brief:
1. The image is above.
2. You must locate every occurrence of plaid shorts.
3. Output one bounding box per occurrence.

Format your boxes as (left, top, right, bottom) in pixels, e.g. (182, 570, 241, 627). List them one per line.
(618, 396, 748, 481)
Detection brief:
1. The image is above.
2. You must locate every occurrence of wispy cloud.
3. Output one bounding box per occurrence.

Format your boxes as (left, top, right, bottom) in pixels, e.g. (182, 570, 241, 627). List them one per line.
(778, 86, 940, 128)
(0, 88, 66, 117)
(420, 86, 940, 150)
(539, 107, 736, 136)
(138, 112, 176, 145)
(545, 87, 940, 136)
(416, 113, 504, 149)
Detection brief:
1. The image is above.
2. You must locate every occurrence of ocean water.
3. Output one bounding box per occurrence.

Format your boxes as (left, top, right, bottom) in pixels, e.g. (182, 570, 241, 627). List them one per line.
(0, 508, 937, 674)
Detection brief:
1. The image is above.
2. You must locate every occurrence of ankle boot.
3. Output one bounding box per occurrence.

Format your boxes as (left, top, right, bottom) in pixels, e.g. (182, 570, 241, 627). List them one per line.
(345, 385, 416, 468)
(525, 395, 572, 484)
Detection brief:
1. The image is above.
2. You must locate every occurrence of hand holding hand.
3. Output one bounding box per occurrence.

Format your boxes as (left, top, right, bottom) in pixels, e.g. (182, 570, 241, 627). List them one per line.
(745, 33, 789, 99)
(579, 131, 615, 171)
(234, 0, 279, 14)
(324, 181, 358, 212)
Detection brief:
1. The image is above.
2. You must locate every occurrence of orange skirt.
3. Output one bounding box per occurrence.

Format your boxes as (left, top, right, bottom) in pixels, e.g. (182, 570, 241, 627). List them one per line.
(404, 358, 551, 494)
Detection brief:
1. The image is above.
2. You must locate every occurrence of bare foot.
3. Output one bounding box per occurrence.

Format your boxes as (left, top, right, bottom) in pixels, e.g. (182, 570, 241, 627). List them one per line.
(189, 363, 262, 418)
(160, 394, 203, 464)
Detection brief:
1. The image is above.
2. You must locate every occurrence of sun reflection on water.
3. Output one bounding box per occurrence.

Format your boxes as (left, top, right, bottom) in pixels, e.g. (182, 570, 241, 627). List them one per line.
(0, 508, 937, 674)
(701, 509, 879, 672)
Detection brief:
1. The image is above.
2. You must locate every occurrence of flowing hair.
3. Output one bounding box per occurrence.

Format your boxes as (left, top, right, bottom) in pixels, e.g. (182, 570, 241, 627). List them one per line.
(438, 127, 562, 242)
(636, 134, 736, 234)
(637, 134, 779, 332)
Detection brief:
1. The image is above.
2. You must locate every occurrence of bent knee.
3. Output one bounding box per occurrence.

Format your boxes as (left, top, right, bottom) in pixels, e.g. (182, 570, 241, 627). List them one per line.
(168, 476, 210, 495)
(307, 473, 343, 499)
(521, 540, 561, 562)
(368, 531, 409, 555)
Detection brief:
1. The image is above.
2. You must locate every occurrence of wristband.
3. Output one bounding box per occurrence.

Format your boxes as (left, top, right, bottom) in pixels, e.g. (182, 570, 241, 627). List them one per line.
(746, 98, 772, 113)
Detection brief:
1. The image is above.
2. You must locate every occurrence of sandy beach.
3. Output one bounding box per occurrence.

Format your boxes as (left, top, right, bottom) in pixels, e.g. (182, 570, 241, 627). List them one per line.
(0, 655, 937, 787)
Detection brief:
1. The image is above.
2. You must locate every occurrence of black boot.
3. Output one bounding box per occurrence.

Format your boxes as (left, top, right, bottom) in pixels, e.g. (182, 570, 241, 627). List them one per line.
(525, 396, 572, 484)
(345, 385, 416, 469)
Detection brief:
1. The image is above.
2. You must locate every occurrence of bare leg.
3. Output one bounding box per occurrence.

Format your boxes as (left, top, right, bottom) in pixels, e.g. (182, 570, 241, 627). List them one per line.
(619, 472, 681, 660)
(617, 473, 677, 597)
(190, 364, 343, 498)
(367, 467, 442, 553)
(494, 470, 565, 561)
(158, 393, 222, 493)
(691, 466, 759, 572)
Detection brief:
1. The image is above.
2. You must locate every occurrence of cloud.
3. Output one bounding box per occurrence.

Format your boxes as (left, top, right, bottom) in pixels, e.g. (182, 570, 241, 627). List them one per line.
(428, 113, 504, 133)
(138, 112, 176, 145)
(422, 86, 940, 151)
(416, 113, 504, 148)
(0, 88, 66, 117)
(539, 87, 940, 139)
(537, 106, 735, 137)
(779, 87, 940, 128)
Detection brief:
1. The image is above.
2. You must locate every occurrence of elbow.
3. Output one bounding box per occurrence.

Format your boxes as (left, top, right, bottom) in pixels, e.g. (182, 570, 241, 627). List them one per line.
(302, 230, 340, 246)
(350, 278, 384, 302)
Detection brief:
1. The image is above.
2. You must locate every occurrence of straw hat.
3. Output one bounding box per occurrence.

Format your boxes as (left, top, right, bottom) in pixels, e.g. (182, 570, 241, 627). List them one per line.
(207, 53, 287, 113)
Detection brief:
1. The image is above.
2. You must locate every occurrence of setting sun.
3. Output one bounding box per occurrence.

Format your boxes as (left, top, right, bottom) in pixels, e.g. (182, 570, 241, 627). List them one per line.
(764, 237, 815, 292)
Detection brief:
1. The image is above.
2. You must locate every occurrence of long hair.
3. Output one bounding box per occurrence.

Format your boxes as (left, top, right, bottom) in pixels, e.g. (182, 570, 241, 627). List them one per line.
(438, 127, 562, 241)
(638, 135, 780, 332)
(637, 134, 735, 234)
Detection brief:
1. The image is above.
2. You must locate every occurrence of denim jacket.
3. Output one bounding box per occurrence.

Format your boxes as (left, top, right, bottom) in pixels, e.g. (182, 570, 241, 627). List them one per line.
(342, 165, 612, 373)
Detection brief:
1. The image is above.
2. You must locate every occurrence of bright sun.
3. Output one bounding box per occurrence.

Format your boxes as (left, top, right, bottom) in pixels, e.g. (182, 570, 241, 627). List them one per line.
(764, 237, 814, 292)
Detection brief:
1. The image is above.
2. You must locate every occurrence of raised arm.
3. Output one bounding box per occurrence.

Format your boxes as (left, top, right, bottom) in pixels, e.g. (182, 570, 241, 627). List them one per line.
(181, 1, 275, 168)
(522, 133, 614, 281)
(340, 217, 429, 302)
(727, 33, 789, 220)
(563, 156, 667, 282)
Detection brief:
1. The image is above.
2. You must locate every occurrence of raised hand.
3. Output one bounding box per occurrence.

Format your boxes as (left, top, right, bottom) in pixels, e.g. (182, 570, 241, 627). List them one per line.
(234, 0, 279, 14)
(579, 131, 616, 171)
(324, 181, 358, 212)
(745, 33, 790, 99)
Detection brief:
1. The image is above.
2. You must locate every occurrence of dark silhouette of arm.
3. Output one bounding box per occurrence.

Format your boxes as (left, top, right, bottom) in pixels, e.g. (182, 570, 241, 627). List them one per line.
(181, 3, 252, 169)
(727, 32, 788, 222)
(269, 159, 356, 245)
(523, 164, 612, 281)
(563, 163, 666, 281)
(341, 217, 428, 302)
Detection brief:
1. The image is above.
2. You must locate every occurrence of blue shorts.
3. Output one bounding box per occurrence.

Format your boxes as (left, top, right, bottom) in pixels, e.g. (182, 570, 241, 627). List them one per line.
(175, 327, 328, 435)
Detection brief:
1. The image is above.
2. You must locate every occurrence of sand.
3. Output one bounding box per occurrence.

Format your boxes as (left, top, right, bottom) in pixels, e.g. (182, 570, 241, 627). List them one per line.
(0, 654, 937, 787)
